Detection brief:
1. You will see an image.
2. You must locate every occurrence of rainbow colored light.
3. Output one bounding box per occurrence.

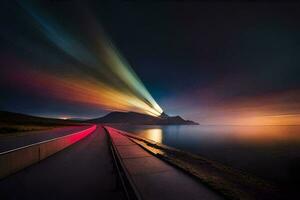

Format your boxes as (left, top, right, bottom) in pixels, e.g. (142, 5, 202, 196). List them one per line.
(9, 2, 164, 117)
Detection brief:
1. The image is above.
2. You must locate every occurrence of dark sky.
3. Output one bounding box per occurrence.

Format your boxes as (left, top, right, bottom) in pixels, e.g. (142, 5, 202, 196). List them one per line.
(97, 2, 300, 95)
(1, 1, 300, 124)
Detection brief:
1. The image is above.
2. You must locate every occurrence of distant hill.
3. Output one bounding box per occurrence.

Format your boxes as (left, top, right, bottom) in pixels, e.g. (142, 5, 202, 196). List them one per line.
(0, 111, 86, 133)
(86, 111, 198, 125)
(0, 111, 83, 126)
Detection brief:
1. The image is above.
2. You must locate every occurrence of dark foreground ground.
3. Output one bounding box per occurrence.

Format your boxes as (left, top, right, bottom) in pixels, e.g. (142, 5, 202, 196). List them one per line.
(0, 126, 124, 200)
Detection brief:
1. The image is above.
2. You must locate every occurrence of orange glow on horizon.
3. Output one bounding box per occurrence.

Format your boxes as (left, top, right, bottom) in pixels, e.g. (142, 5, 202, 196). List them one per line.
(183, 89, 300, 126)
(59, 116, 70, 120)
(233, 114, 300, 126)
(199, 113, 300, 126)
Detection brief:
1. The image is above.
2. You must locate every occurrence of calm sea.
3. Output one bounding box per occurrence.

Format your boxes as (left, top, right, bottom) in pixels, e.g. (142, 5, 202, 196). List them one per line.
(110, 124, 300, 185)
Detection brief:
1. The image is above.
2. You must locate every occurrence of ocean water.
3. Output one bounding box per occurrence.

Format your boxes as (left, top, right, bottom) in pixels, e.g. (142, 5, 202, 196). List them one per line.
(110, 124, 300, 185)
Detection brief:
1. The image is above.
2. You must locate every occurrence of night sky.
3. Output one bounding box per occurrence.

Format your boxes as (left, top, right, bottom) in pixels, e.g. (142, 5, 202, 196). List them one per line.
(1, 1, 300, 125)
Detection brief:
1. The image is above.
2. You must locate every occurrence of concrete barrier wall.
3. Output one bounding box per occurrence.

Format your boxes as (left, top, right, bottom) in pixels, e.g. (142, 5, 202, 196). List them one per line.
(0, 125, 96, 179)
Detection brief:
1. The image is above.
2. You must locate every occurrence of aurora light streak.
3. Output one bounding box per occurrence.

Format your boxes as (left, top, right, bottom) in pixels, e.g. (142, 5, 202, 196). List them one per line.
(2, 1, 163, 117)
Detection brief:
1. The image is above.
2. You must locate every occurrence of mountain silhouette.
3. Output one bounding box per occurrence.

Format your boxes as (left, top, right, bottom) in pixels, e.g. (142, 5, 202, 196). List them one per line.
(87, 111, 198, 125)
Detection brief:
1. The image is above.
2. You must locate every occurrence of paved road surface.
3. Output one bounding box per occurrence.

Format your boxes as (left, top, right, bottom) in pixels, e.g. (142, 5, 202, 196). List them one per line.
(0, 126, 125, 200)
(0, 125, 91, 152)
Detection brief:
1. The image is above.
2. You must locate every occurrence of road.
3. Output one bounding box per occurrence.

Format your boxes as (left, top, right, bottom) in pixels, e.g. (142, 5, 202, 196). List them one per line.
(0, 125, 91, 152)
(0, 126, 125, 200)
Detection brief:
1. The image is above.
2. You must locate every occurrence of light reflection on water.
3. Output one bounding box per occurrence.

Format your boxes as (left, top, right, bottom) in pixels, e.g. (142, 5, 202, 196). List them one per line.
(140, 128, 163, 143)
(111, 124, 300, 185)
